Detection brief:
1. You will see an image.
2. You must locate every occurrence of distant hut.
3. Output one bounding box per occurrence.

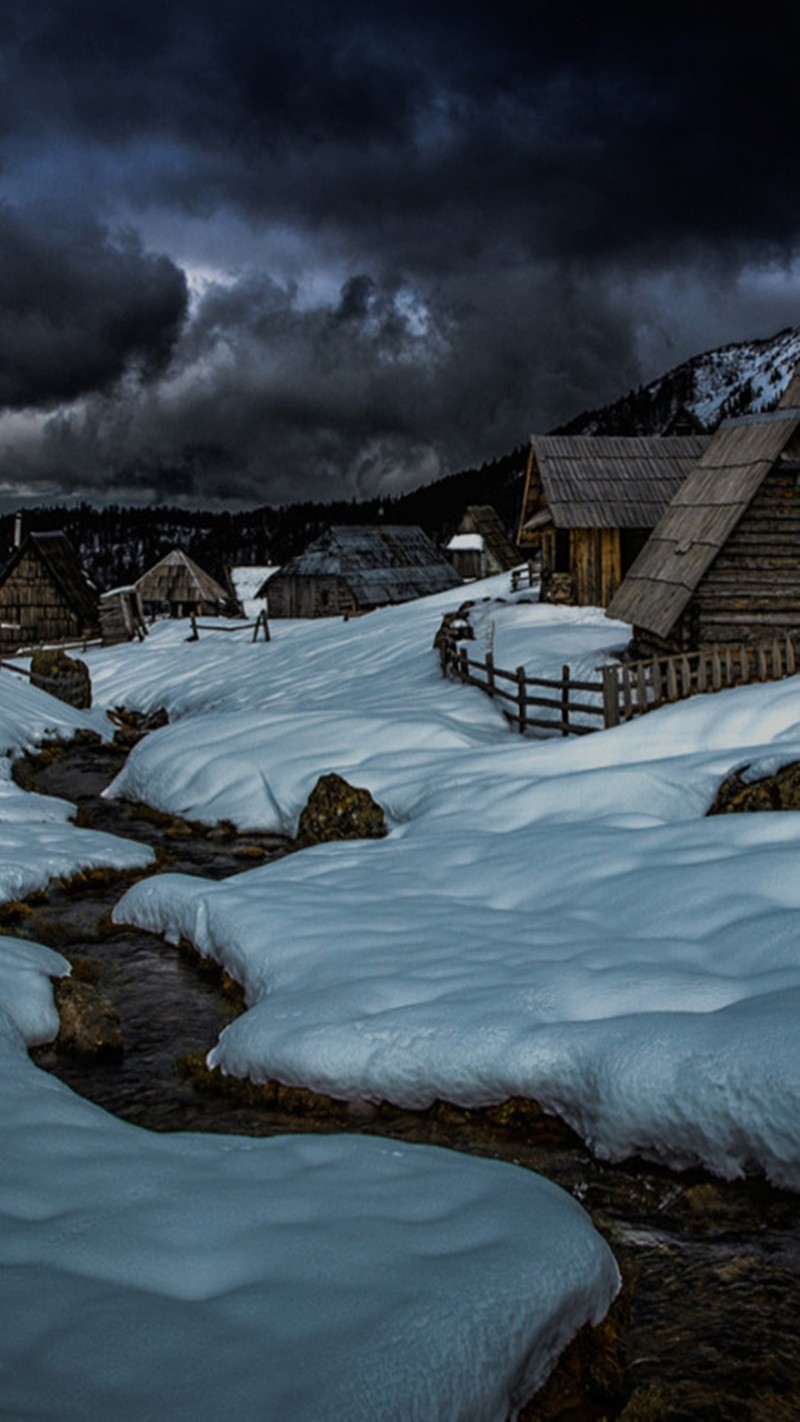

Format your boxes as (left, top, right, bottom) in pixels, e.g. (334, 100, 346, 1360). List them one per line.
(265, 525, 461, 618)
(446, 506, 520, 581)
(136, 548, 230, 619)
(0, 531, 99, 654)
(98, 586, 148, 646)
(516, 434, 710, 606)
(607, 410, 800, 654)
(661, 406, 708, 438)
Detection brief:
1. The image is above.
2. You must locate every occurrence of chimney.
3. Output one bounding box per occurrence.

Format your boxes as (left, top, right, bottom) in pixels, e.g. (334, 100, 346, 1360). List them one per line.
(12, 512, 22, 549)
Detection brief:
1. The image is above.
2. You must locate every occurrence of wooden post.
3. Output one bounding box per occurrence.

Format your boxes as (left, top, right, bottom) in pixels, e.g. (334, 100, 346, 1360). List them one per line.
(787, 636, 797, 677)
(486, 650, 496, 696)
(602, 666, 620, 728)
(636, 662, 647, 712)
(696, 654, 707, 693)
(712, 649, 722, 691)
(651, 658, 663, 707)
(739, 645, 749, 684)
(253, 608, 270, 643)
(621, 666, 633, 721)
(771, 639, 782, 679)
(680, 656, 692, 697)
(757, 645, 768, 682)
(561, 665, 570, 736)
(666, 658, 679, 701)
(459, 646, 469, 683)
(189, 613, 199, 641)
(516, 666, 527, 733)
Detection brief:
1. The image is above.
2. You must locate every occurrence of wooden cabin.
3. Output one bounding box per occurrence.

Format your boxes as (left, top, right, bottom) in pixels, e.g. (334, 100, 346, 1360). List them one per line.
(446, 505, 519, 581)
(516, 435, 710, 607)
(136, 548, 231, 619)
(607, 410, 800, 654)
(0, 532, 99, 654)
(265, 525, 461, 618)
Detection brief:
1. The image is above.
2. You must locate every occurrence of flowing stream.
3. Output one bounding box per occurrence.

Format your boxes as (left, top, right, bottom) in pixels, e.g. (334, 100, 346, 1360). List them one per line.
(8, 736, 800, 1420)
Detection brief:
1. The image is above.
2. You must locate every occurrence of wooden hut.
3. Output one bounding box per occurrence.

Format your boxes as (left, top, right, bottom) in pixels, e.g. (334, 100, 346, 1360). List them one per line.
(0, 531, 99, 654)
(516, 435, 710, 606)
(446, 506, 520, 580)
(606, 410, 800, 654)
(98, 586, 148, 645)
(265, 525, 461, 618)
(136, 548, 230, 619)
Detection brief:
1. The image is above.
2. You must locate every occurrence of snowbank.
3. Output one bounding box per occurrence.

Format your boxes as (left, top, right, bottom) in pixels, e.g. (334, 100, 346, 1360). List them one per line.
(96, 580, 800, 1188)
(0, 940, 619, 1420)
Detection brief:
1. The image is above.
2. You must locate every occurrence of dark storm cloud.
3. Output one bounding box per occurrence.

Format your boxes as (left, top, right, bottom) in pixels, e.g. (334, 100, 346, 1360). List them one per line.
(0, 204, 188, 409)
(0, 2, 799, 504)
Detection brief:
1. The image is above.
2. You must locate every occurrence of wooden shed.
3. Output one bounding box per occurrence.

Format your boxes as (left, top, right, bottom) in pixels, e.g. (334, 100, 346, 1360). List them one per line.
(516, 435, 710, 607)
(136, 548, 230, 619)
(265, 525, 461, 618)
(446, 505, 520, 580)
(606, 410, 800, 654)
(0, 532, 99, 654)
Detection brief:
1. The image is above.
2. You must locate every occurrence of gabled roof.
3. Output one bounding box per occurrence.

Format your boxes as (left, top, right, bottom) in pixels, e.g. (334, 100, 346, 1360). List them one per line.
(136, 548, 228, 605)
(270, 525, 461, 607)
(526, 434, 711, 530)
(0, 532, 98, 626)
(607, 413, 800, 636)
(455, 505, 519, 569)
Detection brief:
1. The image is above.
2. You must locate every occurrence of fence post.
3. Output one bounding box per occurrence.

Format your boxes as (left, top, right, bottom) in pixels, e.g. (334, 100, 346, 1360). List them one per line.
(787, 636, 797, 676)
(757, 646, 768, 682)
(602, 666, 620, 728)
(561, 665, 570, 737)
(189, 613, 199, 641)
(516, 666, 527, 733)
(771, 639, 782, 679)
(458, 646, 469, 683)
(486, 650, 495, 696)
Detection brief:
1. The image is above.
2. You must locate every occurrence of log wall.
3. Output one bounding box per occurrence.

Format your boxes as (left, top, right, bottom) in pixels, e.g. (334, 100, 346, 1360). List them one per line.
(0, 548, 84, 653)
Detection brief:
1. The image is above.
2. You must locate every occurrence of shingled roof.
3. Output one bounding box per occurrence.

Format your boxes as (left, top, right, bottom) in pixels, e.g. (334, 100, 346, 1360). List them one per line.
(524, 434, 711, 530)
(267, 525, 461, 606)
(136, 548, 228, 606)
(607, 413, 800, 637)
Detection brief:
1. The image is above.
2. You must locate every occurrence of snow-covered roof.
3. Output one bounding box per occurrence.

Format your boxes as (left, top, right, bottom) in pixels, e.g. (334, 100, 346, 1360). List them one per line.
(447, 533, 484, 551)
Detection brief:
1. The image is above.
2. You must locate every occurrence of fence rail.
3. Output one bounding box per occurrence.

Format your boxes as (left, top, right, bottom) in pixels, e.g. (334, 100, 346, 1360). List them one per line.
(601, 634, 799, 726)
(510, 561, 538, 593)
(189, 609, 270, 643)
(439, 635, 604, 737)
(440, 626, 800, 737)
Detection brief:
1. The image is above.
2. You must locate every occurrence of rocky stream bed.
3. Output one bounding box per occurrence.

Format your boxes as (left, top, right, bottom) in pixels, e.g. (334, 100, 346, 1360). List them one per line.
(5, 732, 800, 1421)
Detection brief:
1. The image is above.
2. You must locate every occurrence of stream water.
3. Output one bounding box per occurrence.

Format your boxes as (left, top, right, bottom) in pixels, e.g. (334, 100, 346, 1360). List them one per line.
(8, 737, 800, 1420)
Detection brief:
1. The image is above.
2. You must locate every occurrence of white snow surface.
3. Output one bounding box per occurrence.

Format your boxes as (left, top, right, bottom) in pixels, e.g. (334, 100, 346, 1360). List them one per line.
(84, 577, 800, 1186)
(0, 611, 620, 1419)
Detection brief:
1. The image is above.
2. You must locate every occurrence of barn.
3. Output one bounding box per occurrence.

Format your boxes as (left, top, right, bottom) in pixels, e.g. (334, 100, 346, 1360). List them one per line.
(265, 525, 461, 617)
(0, 532, 98, 654)
(607, 407, 800, 655)
(516, 434, 710, 606)
(136, 548, 231, 619)
(446, 505, 519, 581)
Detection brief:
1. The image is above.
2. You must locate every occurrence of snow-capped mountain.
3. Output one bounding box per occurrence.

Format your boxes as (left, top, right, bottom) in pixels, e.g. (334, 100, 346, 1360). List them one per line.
(559, 326, 800, 437)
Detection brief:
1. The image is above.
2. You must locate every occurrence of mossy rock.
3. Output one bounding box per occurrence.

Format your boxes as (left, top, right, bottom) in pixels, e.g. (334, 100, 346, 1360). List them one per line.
(30, 649, 92, 709)
(52, 976, 122, 1056)
(707, 761, 800, 814)
(294, 773, 387, 848)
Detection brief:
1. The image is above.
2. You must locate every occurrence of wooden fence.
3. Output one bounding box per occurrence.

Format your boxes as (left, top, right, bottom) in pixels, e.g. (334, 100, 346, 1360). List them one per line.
(601, 634, 799, 727)
(510, 561, 538, 593)
(440, 629, 800, 737)
(188, 609, 270, 643)
(439, 636, 604, 736)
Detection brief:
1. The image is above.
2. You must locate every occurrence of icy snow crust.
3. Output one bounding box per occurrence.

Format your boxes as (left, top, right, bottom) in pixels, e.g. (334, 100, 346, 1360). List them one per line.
(88, 583, 800, 1187)
(0, 635, 619, 1418)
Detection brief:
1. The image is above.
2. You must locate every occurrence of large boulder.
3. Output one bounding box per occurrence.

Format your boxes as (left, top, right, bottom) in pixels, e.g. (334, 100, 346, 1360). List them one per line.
(707, 761, 800, 815)
(30, 649, 92, 709)
(295, 773, 387, 848)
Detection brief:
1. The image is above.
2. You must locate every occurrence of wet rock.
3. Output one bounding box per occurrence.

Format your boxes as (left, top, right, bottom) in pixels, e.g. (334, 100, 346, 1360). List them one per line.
(707, 761, 800, 814)
(52, 976, 123, 1056)
(30, 649, 92, 709)
(519, 1267, 632, 1420)
(294, 772, 387, 848)
(106, 705, 169, 749)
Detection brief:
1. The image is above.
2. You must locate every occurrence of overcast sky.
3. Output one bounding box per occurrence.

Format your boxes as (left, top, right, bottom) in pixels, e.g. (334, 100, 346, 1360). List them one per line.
(1, 0, 799, 508)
